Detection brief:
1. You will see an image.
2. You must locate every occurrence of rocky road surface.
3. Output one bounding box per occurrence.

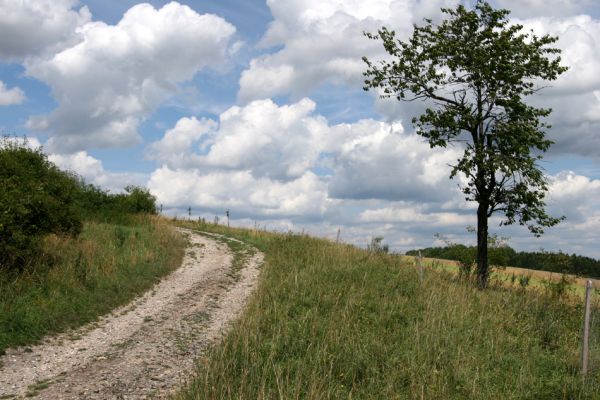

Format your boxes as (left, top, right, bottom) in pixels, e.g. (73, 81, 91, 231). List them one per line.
(0, 228, 262, 399)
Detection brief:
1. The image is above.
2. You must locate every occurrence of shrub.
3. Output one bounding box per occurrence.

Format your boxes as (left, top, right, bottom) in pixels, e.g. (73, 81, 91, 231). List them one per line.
(0, 138, 82, 272)
(119, 185, 157, 214)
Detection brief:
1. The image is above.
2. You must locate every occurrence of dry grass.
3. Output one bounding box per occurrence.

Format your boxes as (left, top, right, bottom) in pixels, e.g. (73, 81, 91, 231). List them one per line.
(0, 215, 185, 353)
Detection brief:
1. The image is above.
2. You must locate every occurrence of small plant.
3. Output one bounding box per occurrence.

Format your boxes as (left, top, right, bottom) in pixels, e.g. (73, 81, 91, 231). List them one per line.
(368, 236, 389, 254)
(518, 274, 531, 288)
(543, 274, 574, 299)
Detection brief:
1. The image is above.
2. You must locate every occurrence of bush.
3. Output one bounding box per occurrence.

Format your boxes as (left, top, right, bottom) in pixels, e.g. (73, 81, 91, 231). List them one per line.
(0, 138, 82, 272)
(119, 185, 157, 214)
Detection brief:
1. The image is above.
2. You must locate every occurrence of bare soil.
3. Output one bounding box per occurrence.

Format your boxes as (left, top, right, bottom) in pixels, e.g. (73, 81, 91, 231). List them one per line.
(0, 228, 262, 399)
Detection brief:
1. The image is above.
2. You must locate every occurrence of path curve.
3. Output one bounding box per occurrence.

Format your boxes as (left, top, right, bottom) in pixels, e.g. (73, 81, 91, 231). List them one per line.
(0, 228, 263, 399)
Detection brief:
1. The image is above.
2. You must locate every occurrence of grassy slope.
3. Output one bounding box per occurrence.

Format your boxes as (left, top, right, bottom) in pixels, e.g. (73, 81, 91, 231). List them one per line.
(0, 216, 185, 353)
(176, 222, 600, 400)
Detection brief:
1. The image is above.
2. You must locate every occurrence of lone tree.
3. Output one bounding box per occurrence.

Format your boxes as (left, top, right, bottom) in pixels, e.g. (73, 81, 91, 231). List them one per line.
(363, 1, 566, 288)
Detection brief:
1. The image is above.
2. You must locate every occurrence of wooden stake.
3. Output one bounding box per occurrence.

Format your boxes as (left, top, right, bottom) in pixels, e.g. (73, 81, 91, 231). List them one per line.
(417, 250, 424, 282)
(582, 280, 593, 376)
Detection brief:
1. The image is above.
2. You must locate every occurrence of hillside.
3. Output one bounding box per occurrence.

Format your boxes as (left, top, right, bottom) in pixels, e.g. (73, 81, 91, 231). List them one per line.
(174, 221, 600, 399)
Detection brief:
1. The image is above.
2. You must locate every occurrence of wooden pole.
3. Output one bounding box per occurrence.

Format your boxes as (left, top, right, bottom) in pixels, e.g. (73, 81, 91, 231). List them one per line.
(417, 250, 424, 282)
(582, 280, 593, 376)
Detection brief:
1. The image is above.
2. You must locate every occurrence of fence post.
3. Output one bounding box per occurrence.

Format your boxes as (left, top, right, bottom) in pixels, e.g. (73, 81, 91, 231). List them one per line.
(417, 250, 424, 282)
(582, 280, 593, 376)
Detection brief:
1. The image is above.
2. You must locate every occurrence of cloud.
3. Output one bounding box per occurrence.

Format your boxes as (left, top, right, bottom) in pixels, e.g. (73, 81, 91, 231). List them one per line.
(238, 0, 459, 102)
(0, 0, 90, 62)
(511, 15, 600, 159)
(148, 167, 332, 219)
(146, 116, 217, 168)
(328, 119, 464, 202)
(48, 151, 147, 193)
(148, 98, 335, 181)
(495, 0, 593, 18)
(0, 81, 25, 105)
(148, 98, 464, 200)
(359, 205, 473, 227)
(146, 97, 470, 232)
(25, 2, 236, 152)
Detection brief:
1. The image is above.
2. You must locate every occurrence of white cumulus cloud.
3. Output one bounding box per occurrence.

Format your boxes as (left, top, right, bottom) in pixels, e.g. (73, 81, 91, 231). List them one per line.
(238, 0, 459, 102)
(49, 151, 147, 193)
(25, 1, 236, 152)
(0, 0, 90, 62)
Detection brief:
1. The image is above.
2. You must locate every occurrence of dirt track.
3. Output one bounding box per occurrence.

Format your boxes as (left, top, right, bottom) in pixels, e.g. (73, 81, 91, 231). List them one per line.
(0, 228, 262, 399)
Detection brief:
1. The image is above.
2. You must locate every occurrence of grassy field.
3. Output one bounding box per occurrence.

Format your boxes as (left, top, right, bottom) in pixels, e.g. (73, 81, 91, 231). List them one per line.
(406, 255, 600, 298)
(175, 221, 600, 400)
(0, 215, 185, 353)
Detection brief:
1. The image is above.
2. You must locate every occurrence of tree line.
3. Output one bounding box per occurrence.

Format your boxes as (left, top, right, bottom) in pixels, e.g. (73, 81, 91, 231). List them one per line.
(406, 245, 600, 279)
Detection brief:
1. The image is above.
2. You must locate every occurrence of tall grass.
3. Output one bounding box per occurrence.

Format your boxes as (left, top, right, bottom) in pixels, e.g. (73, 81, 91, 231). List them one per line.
(175, 222, 600, 399)
(0, 216, 185, 353)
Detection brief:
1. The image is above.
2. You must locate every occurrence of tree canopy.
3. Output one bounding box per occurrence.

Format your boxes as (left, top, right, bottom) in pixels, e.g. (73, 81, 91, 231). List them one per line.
(363, 1, 566, 287)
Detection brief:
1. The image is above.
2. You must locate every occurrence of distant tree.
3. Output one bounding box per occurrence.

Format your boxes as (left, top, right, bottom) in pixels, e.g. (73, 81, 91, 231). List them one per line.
(120, 185, 157, 214)
(363, 1, 566, 288)
(368, 236, 389, 254)
(0, 137, 82, 271)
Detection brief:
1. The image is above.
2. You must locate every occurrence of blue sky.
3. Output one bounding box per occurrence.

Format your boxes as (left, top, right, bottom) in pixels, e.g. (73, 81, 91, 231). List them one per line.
(2, 0, 600, 257)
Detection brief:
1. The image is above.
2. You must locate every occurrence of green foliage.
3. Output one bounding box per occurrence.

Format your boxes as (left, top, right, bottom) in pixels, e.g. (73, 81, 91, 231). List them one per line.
(0, 138, 82, 272)
(73, 183, 157, 223)
(173, 223, 600, 399)
(0, 137, 159, 272)
(543, 274, 575, 299)
(119, 185, 157, 214)
(363, 1, 566, 287)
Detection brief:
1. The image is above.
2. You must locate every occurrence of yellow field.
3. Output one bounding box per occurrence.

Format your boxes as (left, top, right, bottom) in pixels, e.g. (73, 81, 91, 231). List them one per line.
(402, 254, 599, 298)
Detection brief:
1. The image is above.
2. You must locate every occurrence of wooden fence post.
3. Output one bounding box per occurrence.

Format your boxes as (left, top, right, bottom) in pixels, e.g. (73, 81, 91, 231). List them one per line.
(417, 250, 424, 282)
(582, 280, 593, 376)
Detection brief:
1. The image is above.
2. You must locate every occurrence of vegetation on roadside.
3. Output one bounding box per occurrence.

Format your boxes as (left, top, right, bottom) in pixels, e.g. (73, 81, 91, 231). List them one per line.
(0, 216, 185, 353)
(0, 138, 185, 353)
(174, 222, 600, 399)
(0, 137, 159, 274)
(0, 138, 83, 272)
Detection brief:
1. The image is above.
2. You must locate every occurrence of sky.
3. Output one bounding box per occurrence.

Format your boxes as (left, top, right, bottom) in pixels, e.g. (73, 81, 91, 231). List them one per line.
(1, 0, 600, 257)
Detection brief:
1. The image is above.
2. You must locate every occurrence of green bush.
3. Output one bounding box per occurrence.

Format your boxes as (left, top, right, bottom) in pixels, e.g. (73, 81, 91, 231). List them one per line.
(0, 138, 82, 272)
(119, 185, 157, 214)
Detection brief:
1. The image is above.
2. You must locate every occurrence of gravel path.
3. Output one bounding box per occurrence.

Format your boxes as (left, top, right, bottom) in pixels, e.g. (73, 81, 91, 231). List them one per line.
(0, 228, 263, 399)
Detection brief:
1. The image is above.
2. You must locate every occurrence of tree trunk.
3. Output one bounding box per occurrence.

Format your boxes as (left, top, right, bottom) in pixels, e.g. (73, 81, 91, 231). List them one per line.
(476, 201, 489, 289)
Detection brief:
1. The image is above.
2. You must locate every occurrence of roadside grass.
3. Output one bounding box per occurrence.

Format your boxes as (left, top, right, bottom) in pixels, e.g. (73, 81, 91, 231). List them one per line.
(175, 221, 600, 399)
(0, 215, 185, 353)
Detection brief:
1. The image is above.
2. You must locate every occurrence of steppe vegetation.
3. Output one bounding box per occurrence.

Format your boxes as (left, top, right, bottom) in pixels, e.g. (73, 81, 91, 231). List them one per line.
(175, 221, 600, 399)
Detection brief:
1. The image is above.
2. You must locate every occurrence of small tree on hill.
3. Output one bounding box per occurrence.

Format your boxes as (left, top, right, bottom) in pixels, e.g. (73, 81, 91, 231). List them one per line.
(363, 1, 566, 288)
